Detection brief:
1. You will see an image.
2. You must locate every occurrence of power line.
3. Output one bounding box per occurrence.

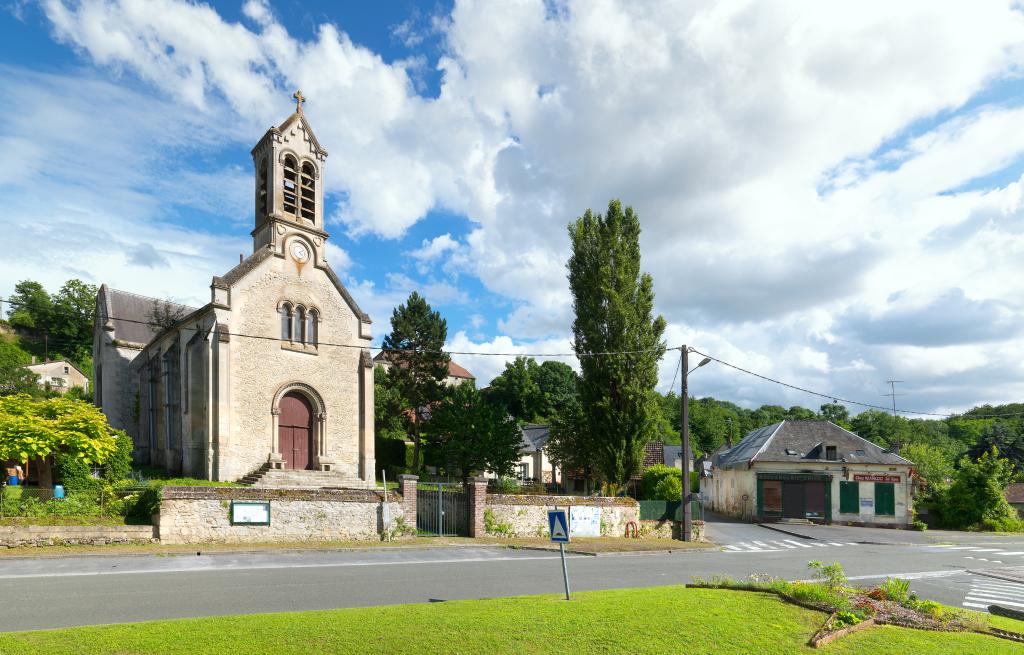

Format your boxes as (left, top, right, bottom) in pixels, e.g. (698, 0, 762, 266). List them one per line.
(687, 347, 1024, 420)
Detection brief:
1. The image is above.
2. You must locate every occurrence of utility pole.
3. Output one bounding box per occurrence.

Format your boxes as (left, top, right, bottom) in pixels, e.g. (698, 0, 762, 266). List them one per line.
(680, 346, 691, 542)
(883, 380, 905, 453)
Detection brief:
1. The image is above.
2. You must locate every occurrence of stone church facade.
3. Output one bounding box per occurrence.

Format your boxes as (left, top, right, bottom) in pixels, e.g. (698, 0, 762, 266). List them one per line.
(93, 95, 375, 486)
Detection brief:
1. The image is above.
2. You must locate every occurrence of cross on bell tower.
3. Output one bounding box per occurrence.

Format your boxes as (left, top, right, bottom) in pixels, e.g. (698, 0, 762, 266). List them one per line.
(292, 89, 305, 114)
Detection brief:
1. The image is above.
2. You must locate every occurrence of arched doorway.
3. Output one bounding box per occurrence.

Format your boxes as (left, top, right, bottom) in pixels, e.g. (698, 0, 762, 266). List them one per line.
(278, 392, 314, 470)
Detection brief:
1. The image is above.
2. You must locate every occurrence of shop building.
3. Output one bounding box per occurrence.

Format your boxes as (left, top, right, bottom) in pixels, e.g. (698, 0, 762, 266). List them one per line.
(709, 420, 915, 526)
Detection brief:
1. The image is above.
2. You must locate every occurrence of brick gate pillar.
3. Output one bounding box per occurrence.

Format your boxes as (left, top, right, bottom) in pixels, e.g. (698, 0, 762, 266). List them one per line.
(399, 474, 418, 533)
(468, 476, 488, 538)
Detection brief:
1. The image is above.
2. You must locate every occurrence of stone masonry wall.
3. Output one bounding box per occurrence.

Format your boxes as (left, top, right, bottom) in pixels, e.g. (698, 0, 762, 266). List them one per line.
(485, 494, 639, 538)
(0, 525, 156, 547)
(158, 486, 404, 544)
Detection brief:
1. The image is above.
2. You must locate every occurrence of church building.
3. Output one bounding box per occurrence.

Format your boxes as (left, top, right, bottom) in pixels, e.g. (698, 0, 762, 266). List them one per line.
(93, 93, 375, 486)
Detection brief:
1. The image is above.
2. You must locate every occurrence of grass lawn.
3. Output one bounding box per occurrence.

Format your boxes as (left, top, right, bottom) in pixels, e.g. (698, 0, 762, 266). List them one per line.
(1, 586, 1020, 655)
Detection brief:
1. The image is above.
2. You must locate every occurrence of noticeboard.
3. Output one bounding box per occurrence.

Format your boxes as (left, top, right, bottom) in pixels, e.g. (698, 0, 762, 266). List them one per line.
(569, 506, 601, 537)
(230, 501, 271, 525)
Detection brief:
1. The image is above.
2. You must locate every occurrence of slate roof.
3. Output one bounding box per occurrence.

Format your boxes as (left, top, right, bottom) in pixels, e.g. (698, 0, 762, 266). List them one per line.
(520, 424, 551, 452)
(98, 285, 197, 346)
(713, 420, 913, 470)
(1006, 483, 1024, 504)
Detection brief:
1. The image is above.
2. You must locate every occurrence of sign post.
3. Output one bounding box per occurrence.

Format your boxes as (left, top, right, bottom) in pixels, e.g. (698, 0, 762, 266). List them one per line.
(548, 508, 571, 600)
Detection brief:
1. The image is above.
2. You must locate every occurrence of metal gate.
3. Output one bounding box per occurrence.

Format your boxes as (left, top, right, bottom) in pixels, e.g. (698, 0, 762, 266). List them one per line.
(417, 482, 468, 536)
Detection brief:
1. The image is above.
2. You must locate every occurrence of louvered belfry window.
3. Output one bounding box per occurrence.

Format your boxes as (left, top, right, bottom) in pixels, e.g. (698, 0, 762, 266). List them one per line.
(283, 155, 299, 216)
(300, 162, 316, 221)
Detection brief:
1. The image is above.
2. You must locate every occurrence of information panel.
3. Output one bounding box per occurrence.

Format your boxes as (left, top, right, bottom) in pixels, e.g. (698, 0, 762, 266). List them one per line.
(230, 501, 271, 525)
(569, 506, 601, 537)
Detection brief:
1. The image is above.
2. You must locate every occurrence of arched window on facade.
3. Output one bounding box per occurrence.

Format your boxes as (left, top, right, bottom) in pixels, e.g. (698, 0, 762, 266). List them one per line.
(300, 162, 316, 221)
(308, 309, 319, 347)
(280, 302, 293, 341)
(258, 157, 269, 215)
(282, 155, 298, 216)
(296, 306, 307, 344)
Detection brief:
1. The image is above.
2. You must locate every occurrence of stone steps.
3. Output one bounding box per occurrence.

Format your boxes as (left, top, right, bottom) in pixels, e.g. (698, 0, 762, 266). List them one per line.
(240, 466, 373, 489)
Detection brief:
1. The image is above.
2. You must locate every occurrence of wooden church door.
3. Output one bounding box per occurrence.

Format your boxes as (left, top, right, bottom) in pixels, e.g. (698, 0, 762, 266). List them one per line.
(279, 392, 314, 470)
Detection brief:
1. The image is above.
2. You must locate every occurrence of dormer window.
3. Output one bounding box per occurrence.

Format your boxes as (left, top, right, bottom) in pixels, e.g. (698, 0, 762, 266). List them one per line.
(300, 162, 316, 221)
(283, 155, 298, 216)
(825, 446, 838, 461)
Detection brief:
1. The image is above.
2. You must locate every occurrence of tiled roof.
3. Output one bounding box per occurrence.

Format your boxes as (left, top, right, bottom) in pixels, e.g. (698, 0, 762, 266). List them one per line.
(715, 420, 913, 469)
(374, 351, 474, 380)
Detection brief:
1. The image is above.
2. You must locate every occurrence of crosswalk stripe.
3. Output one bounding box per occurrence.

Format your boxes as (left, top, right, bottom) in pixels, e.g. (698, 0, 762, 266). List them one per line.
(811, 543, 829, 547)
(963, 602, 989, 609)
(966, 596, 1024, 608)
(972, 583, 1024, 593)
(844, 542, 858, 546)
(992, 551, 1024, 556)
(828, 542, 843, 546)
(945, 546, 982, 550)
(968, 590, 1024, 600)
(773, 541, 796, 549)
(724, 545, 741, 551)
(785, 540, 812, 548)
(753, 541, 769, 548)
(968, 548, 1001, 552)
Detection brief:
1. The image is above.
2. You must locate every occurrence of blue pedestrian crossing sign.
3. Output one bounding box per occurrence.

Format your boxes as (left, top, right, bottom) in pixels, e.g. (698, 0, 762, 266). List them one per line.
(548, 510, 570, 543)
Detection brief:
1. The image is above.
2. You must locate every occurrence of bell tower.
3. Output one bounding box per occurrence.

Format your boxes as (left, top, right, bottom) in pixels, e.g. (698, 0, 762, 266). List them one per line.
(250, 90, 329, 263)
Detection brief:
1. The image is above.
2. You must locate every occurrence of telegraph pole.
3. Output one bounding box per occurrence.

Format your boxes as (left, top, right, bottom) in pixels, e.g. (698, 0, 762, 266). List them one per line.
(680, 346, 691, 541)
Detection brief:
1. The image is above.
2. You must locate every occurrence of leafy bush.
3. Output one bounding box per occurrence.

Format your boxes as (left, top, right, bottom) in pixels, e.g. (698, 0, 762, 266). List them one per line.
(52, 452, 101, 493)
(881, 577, 910, 604)
(492, 477, 520, 494)
(641, 465, 682, 501)
(102, 432, 133, 483)
(483, 508, 514, 537)
(832, 611, 862, 630)
(935, 447, 1023, 531)
(124, 486, 161, 524)
(808, 560, 848, 590)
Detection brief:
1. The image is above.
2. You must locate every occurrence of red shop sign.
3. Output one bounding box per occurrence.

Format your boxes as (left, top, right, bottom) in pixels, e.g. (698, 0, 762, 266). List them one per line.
(853, 474, 900, 483)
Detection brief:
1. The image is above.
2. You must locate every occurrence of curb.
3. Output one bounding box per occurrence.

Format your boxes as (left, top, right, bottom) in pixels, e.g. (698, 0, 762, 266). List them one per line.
(968, 568, 1024, 584)
(755, 523, 918, 547)
(756, 523, 819, 541)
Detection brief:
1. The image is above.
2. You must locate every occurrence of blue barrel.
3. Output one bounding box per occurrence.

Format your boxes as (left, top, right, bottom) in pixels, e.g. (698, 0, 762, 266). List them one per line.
(53, 485, 65, 500)
(7, 475, 18, 486)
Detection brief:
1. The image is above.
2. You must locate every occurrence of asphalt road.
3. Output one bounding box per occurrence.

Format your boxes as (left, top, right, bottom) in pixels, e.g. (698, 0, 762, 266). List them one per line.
(4, 520, 1024, 632)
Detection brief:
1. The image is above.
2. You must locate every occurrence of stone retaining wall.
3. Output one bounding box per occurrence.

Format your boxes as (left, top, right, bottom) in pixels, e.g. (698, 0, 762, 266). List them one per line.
(0, 524, 156, 547)
(158, 486, 404, 544)
(485, 494, 639, 538)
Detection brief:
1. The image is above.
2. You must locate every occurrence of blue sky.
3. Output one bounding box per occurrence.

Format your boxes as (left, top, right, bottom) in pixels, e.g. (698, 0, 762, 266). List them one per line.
(2, 1, 1024, 414)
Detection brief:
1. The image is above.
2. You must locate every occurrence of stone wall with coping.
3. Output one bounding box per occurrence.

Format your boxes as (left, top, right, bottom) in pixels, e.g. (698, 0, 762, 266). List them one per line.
(484, 494, 639, 538)
(158, 486, 404, 544)
(0, 525, 156, 547)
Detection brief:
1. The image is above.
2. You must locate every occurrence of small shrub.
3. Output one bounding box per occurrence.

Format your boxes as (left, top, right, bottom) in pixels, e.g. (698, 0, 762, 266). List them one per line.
(492, 477, 520, 494)
(832, 611, 862, 630)
(881, 577, 911, 605)
(911, 519, 928, 531)
(808, 560, 848, 591)
(641, 465, 682, 501)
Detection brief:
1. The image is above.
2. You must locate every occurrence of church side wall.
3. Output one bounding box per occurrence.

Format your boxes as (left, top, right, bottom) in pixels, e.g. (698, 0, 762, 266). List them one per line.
(222, 253, 369, 482)
(95, 335, 143, 451)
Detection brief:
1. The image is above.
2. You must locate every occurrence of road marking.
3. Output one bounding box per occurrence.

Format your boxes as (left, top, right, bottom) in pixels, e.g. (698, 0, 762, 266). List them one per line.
(844, 569, 965, 582)
(724, 545, 741, 551)
(993, 551, 1024, 556)
(966, 596, 1024, 608)
(785, 540, 812, 549)
(844, 542, 858, 546)
(944, 546, 983, 550)
(811, 543, 829, 548)
(752, 541, 770, 548)
(968, 548, 1001, 552)
(828, 542, 843, 547)
(773, 541, 796, 549)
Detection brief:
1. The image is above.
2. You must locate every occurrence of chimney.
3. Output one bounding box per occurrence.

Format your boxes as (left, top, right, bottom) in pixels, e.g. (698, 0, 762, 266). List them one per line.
(239, 253, 244, 264)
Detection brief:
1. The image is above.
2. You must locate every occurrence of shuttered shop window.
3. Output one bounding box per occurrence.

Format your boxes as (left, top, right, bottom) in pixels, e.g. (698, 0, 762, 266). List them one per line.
(840, 481, 859, 514)
(762, 480, 782, 513)
(875, 482, 895, 516)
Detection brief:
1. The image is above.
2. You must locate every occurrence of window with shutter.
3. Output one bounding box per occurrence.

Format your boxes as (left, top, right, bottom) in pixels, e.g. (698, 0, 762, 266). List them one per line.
(840, 481, 859, 514)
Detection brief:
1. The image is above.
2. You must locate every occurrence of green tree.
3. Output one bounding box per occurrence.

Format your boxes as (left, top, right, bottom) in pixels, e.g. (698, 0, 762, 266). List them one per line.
(380, 292, 450, 471)
(968, 421, 1024, 472)
(0, 393, 119, 464)
(374, 366, 409, 441)
(902, 442, 954, 493)
(52, 279, 98, 360)
(819, 402, 850, 426)
(534, 360, 578, 419)
(785, 405, 817, 421)
(546, 399, 599, 494)
(752, 405, 786, 427)
(0, 336, 38, 396)
(567, 200, 666, 487)
(937, 447, 1021, 531)
(7, 280, 53, 332)
(429, 382, 522, 484)
(488, 356, 544, 422)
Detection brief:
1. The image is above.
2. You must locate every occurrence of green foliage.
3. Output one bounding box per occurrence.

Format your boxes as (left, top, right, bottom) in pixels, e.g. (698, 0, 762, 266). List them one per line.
(483, 508, 514, 537)
(902, 442, 954, 493)
(968, 421, 1024, 472)
(488, 357, 579, 423)
(807, 560, 848, 591)
(0, 394, 118, 464)
(881, 577, 911, 604)
(492, 477, 521, 493)
(104, 433, 134, 483)
(641, 465, 682, 501)
(0, 335, 38, 396)
(935, 447, 1023, 531)
(7, 278, 96, 371)
(568, 200, 666, 487)
(375, 436, 411, 478)
(428, 382, 523, 481)
(374, 366, 409, 441)
(546, 399, 599, 493)
(819, 402, 850, 427)
(380, 292, 450, 472)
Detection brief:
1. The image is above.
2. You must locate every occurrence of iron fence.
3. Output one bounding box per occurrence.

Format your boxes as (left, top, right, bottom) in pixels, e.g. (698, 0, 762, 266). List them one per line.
(0, 485, 124, 520)
(416, 482, 468, 536)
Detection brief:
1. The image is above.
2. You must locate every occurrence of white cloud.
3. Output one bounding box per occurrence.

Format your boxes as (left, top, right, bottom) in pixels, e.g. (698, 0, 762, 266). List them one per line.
(18, 0, 1024, 413)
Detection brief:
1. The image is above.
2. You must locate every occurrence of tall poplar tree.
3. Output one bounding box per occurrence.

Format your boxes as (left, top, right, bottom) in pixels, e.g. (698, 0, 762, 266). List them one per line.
(381, 292, 450, 471)
(567, 200, 666, 488)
